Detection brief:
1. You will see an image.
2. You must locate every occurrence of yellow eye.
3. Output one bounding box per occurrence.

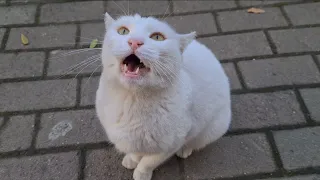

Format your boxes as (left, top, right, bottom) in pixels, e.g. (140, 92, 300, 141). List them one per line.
(150, 33, 165, 41)
(117, 27, 130, 35)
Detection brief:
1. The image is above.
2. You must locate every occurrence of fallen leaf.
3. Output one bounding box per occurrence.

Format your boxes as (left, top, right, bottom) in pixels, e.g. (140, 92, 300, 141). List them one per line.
(21, 33, 29, 45)
(247, 7, 265, 14)
(90, 39, 98, 48)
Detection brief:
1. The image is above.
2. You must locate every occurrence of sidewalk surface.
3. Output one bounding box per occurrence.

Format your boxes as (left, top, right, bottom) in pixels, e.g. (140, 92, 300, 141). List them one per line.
(0, 0, 320, 180)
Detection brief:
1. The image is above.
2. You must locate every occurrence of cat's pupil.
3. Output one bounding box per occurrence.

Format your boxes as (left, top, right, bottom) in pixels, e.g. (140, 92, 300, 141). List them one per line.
(123, 29, 125, 34)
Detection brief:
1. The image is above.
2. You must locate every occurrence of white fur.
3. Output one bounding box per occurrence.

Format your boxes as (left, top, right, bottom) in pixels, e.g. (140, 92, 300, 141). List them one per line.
(96, 13, 231, 180)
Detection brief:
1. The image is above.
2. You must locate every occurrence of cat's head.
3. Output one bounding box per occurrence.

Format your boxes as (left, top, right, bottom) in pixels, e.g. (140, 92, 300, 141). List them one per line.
(101, 12, 196, 91)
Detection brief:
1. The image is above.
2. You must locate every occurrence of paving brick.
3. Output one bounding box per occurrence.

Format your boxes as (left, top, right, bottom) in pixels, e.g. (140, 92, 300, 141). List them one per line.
(0, 79, 77, 112)
(284, 2, 320, 25)
(0, 152, 79, 180)
(165, 13, 217, 35)
(105, 1, 169, 17)
(0, 52, 45, 79)
(230, 91, 305, 130)
(0, 0, 5, 4)
(258, 175, 320, 180)
(274, 127, 320, 170)
(36, 109, 105, 148)
(0, 5, 36, 25)
(173, 0, 236, 13)
(238, 56, 320, 88)
(80, 23, 104, 46)
(300, 88, 320, 122)
(218, 7, 288, 32)
(6, 25, 77, 50)
(81, 76, 99, 106)
(0, 115, 34, 152)
(239, 0, 300, 7)
(184, 133, 275, 179)
(85, 149, 180, 180)
(222, 63, 242, 90)
(40, 1, 104, 23)
(198, 32, 272, 60)
(47, 49, 101, 76)
(269, 27, 320, 53)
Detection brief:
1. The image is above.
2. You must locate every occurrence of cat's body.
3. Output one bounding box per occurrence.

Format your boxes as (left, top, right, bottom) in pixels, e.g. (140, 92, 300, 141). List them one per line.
(96, 13, 231, 180)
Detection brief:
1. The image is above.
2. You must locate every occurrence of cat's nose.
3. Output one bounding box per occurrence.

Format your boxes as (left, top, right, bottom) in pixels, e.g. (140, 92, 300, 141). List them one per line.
(128, 39, 144, 51)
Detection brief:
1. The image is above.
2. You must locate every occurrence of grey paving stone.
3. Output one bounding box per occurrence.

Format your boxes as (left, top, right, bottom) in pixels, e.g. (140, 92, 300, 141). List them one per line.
(284, 2, 320, 25)
(85, 149, 180, 180)
(173, 0, 236, 13)
(239, 0, 300, 7)
(274, 127, 320, 170)
(269, 27, 320, 53)
(81, 76, 99, 106)
(0, 115, 34, 152)
(0, 117, 4, 127)
(36, 109, 105, 148)
(257, 174, 320, 180)
(198, 32, 272, 60)
(47, 49, 102, 76)
(0, 79, 77, 112)
(0, 52, 45, 79)
(218, 7, 288, 32)
(184, 133, 276, 179)
(0, 0, 5, 4)
(300, 88, 320, 122)
(40, 1, 104, 23)
(0, 5, 37, 25)
(0, 152, 79, 180)
(105, 1, 169, 17)
(80, 23, 104, 46)
(6, 25, 77, 50)
(165, 13, 217, 35)
(238, 56, 320, 88)
(222, 63, 242, 90)
(230, 91, 305, 130)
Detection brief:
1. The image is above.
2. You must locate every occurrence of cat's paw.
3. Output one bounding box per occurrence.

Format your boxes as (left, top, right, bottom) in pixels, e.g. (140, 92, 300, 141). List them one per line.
(176, 148, 193, 159)
(133, 168, 153, 180)
(122, 154, 138, 169)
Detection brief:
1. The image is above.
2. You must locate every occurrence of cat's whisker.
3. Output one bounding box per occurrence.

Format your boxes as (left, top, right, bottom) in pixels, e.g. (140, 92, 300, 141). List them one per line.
(161, 3, 170, 20)
(82, 64, 102, 88)
(112, 1, 128, 16)
(49, 48, 101, 61)
(73, 58, 101, 80)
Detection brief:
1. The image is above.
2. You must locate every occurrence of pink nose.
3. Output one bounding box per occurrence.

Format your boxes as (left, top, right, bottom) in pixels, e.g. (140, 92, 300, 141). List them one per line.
(128, 39, 144, 50)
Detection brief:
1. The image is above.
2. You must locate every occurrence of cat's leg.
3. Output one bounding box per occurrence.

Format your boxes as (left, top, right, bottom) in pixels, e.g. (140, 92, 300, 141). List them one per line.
(176, 146, 193, 159)
(133, 151, 177, 180)
(122, 153, 142, 169)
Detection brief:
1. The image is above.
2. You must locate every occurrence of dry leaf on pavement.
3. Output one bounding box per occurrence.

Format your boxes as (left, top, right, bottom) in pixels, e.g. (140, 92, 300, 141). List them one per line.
(247, 7, 265, 14)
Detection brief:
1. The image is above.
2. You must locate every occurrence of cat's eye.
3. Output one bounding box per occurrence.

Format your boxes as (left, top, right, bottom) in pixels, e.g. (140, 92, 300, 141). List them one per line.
(150, 33, 166, 41)
(117, 27, 130, 35)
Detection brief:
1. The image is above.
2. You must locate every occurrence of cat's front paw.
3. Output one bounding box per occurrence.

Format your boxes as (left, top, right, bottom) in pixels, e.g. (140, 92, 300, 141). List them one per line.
(122, 154, 138, 169)
(176, 148, 193, 159)
(133, 168, 153, 180)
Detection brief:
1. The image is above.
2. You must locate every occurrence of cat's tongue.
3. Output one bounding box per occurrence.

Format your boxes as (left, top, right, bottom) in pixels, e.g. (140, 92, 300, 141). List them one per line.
(127, 63, 137, 72)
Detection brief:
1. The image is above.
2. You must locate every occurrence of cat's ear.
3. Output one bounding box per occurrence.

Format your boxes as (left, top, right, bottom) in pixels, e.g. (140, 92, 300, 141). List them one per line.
(104, 12, 114, 29)
(179, 31, 197, 52)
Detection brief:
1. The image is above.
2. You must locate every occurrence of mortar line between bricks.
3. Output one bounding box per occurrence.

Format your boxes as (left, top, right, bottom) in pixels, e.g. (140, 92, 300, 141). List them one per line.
(234, 0, 241, 8)
(263, 30, 278, 54)
(279, 6, 293, 27)
(176, 156, 186, 180)
(168, 0, 173, 15)
(312, 55, 320, 73)
(266, 131, 286, 175)
(78, 149, 86, 180)
(75, 77, 82, 107)
(0, 116, 9, 135)
(0, 28, 9, 50)
(294, 88, 316, 125)
(41, 51, 50, 78)
(34, 3, 42, 25)
(29, 112, 41, 154)
(212, 12, 222, 33)
(233, 62, 248, 90)
(0, 141, 111, 159)
(75, 24, 81, 48)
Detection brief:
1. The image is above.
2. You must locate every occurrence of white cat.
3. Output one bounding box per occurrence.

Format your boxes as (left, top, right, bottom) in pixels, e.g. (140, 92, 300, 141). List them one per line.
(95, 12, 231, 180)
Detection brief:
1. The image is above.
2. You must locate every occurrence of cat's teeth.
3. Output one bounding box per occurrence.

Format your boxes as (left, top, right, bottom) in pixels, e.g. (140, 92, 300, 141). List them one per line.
(135, 67, 140, 74)
(124, 64, 128, 72)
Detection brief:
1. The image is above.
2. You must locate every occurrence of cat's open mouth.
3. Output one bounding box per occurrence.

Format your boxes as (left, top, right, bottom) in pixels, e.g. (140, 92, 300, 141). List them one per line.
(121, 54, 150, 77)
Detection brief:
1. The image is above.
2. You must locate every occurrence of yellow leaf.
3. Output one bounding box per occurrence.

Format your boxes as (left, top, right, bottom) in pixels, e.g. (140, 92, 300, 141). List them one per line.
(90, 39, 98, 48)
(247, 7, 265, 14)
(21, 33, 29, 45)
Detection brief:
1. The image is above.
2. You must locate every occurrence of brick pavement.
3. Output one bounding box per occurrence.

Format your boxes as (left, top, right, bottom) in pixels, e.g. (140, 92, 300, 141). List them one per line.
(0, 0, 320, 180)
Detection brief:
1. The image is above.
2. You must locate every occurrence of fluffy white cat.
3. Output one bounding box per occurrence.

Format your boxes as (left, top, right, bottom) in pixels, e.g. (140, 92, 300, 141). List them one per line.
(95, 12, 231, 180)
